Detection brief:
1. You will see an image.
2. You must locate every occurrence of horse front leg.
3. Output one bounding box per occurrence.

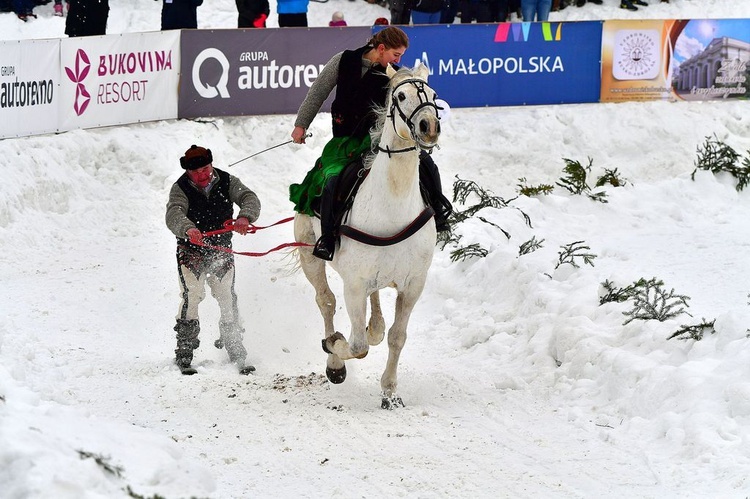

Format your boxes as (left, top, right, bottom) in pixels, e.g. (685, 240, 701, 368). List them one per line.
(381, 281, 425, 409)
(295, 215, 346, 384)
(324, 283, 369, 360)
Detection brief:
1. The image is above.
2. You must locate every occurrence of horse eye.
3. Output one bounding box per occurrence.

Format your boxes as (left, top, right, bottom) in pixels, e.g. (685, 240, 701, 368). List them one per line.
(397, 93, 406, 102)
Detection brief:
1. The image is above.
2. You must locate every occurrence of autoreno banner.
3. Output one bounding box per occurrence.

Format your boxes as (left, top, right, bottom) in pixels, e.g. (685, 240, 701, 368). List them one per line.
(59, 31, 180, 132)
(179, 27, 371, 118)
(0, 39, 60, 139)
(601, 18, 750, 103)
(393, 22, 602, 108)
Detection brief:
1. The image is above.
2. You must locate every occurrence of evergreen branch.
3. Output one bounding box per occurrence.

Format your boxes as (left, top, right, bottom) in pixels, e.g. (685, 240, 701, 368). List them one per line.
(519, 236, 544, 256)
(477, 216, 511, 240)
(77, 450, 124, 478)
(437, 228, 461, 250)
(622, 280, 692, 325)
(556, 157, 593, 195)
(667, 319, 716, 341)
(599, 278, 662, 305)
(692, 134, 740, 177)
(125, 486, 167, 499)
(517, 177, 554, 197)
(691, 135, 750, 191)
(450, 243, 489, 262)
(555, 241, 597, 269)
(595, 168, 629, 188)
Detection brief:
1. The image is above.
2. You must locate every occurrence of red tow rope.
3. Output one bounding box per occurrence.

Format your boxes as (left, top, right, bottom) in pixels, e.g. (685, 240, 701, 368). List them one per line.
(197, 217, 311, 257)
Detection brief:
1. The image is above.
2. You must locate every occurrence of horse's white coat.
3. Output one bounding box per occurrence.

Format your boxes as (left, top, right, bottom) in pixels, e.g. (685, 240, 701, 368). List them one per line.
(294, 65, 440, 408)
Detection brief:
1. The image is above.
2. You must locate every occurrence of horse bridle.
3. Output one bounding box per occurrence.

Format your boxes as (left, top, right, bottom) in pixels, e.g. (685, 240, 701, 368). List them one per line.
(378, 78, 441, 157)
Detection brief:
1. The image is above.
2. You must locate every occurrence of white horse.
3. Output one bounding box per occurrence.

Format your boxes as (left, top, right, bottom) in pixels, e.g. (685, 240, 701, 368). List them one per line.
(294, 64, 441, 409)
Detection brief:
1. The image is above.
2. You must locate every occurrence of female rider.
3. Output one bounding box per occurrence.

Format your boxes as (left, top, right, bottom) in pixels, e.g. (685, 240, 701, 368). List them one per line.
(289, 26, 452, 261)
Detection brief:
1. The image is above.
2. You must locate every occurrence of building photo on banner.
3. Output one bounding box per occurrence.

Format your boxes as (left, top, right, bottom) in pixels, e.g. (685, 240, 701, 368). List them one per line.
(2, 1, 750, 498)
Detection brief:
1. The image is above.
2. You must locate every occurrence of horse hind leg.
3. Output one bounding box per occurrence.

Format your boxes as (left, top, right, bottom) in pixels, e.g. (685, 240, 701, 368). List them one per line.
(367, 291, 386, 346)
(294, 214, 346, 384)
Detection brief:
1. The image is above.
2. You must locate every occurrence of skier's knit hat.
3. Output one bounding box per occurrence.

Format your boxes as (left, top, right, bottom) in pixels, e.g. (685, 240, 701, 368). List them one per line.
(180, 145, 213, 170)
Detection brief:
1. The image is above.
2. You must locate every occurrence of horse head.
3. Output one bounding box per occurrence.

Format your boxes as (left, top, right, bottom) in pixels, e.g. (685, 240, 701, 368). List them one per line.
(385, 64, 441, 151)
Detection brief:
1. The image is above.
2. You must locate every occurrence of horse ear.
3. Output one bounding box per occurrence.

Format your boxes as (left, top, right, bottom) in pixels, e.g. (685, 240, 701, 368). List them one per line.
(414, 63, 429, 82)
(386, 64, 397, 79)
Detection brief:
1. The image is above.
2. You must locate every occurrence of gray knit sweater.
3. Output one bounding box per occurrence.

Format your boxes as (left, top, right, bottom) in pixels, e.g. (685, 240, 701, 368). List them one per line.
(165, 171, 261, 239)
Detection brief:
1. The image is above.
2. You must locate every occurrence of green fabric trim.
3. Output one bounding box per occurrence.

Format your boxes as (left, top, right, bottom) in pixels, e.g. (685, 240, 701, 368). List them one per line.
(289, 135, 372, 216)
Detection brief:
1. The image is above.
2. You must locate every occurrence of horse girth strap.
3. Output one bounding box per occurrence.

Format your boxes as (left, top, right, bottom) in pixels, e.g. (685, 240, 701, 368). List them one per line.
(338, 207, 435, 247)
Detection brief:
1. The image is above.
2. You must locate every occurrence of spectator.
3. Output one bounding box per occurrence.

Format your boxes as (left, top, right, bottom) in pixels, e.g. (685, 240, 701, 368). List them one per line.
(439, 0, 457, 23)
(520, 0, 551, 21)
(65, 0, 108, 36)
(489, 0, 510, 21)
(277, 0, 308, 27)
(53, 0, 65, 16)
(329, 10, 347, 26)
(161, 0, 202, 30)
(236, 0, 269, 27)
(389, 0, 412, 25)
(411, 0, 444, 24)
(12, 0, 36, 21)
(374, 16, 389, 25)
(459, 0, 491, 23)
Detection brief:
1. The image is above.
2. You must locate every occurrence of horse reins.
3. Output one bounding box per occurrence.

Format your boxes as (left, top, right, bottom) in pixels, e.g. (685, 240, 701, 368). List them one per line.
(195, 217, 311, 257)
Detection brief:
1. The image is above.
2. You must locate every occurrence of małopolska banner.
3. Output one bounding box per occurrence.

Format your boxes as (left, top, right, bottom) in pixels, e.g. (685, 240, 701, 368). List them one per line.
(601, 19, 750, 103)
(393, 22, 603, 108)
(178, 27, 371, 119)
(59, 31, 180, 132)
(0, 39, 60, 139)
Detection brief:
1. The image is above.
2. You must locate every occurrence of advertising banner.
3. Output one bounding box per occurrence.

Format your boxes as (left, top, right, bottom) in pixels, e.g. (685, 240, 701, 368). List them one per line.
(0, 39, 61, 139)
(59, 31, 180, 132)
(393, 22, 603, 108)
(179, 27, 371, 119)
(601, 19, 750, 103)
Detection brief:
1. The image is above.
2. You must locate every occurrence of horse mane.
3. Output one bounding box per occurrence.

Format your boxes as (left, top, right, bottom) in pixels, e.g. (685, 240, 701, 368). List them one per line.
(366, 66, 420, 169)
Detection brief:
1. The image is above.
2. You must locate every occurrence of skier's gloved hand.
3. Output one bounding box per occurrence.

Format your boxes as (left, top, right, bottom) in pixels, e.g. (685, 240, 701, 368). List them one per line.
(233, 217, 250, 235)
(186, 228, 203, 245)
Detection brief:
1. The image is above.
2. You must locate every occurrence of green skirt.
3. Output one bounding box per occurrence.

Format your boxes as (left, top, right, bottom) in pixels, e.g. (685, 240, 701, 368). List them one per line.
(289, 135, 371, 216)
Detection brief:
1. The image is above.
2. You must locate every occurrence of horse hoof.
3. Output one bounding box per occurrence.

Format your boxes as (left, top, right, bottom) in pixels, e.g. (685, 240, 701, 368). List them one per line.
(326, 365, 347, 384)
(381, 395, 405, 410)
(322, 332, 345, 355)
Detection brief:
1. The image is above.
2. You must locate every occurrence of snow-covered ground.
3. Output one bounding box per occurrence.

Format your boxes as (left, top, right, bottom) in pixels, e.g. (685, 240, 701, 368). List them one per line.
(2, 1, 750, 498)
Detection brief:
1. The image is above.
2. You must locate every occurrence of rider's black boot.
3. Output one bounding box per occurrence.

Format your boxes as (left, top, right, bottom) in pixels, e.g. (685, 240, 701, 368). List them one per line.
(419, 151, 453, 232)
(312, 176, 338, 261)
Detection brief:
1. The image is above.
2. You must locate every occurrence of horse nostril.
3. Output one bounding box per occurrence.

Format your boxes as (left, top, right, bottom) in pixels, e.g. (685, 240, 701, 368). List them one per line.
(419, 120, 429, 134)
(436, 121, 441, 134)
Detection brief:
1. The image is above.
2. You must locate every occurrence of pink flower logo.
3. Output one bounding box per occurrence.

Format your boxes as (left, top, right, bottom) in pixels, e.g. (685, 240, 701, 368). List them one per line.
(65, 49, 91, 116)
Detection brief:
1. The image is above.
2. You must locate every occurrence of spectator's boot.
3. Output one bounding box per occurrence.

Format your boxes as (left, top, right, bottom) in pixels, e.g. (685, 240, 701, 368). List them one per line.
(620, 0, 637, 10)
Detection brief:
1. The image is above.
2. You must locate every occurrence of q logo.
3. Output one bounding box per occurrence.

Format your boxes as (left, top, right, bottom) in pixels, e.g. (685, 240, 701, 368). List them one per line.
(192, 48, 230, 99)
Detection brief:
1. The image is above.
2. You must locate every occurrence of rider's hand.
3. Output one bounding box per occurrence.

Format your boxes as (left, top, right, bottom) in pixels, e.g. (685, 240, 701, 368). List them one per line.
(291, 126, 307, 144)
(186, 228, 203, 245)
(233, 217, 250, 235)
